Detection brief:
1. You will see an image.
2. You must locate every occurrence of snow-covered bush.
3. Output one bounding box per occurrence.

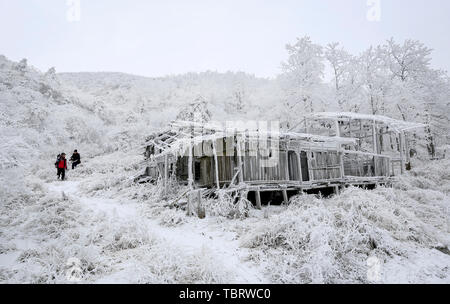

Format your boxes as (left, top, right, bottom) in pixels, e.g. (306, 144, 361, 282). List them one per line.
(203, 190, 252, 219)
(239, 183, 449, 283)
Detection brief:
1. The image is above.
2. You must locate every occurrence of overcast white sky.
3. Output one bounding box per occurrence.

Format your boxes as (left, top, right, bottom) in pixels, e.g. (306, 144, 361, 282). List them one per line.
(1, 0, 449, 78)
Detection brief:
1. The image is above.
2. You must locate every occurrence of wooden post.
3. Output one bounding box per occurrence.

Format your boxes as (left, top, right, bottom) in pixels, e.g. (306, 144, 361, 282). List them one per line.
(348, 118, 352, 138)
(335, 120, 345, 179)
(335, 119, 341, 137)
(197, 189, 205, 219)
(282, 189, 289, 205)
(372, 120, 378, 154)
(399, 132, 405, 174)
(284, 149, 289, 181)
(164, 155, 168, 197)
(186, 191, 192, 216)
(405, 133, 411, 170)
(255, 189, 262, 210)
(308, 152, 314, 181)
(188, 145, 194, 190)
(340, 151, 345, 178)
(372, 120, 377, 176)
(296, 151, 303, 182)
(236, 136, 244, 184)
(334, 186, 340, 195)
(212, 140, 220, 190)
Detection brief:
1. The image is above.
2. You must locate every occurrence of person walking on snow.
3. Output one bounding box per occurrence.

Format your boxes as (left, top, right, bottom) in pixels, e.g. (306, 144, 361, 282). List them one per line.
(57, 153, 68, 181)
(55, 153, 61, 176)
(70, 150, 81, 170)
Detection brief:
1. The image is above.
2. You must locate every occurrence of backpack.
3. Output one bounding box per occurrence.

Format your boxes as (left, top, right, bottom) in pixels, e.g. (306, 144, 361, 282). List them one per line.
(55, 155, 61, 168)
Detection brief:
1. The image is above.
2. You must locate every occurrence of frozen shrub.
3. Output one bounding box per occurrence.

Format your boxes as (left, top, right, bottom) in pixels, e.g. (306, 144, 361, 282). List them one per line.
(203, 190, 252, 219)
(240, 184, 449, 283)
(102, 220, 154, 253)
(158, 209, 187, 227)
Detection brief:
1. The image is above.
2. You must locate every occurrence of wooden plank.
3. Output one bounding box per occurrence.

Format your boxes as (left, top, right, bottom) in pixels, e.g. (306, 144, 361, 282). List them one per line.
(212, 140, 220, 190)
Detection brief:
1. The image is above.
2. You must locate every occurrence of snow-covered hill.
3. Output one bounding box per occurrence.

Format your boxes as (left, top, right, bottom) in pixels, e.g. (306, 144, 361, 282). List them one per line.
(58, 70, 282, 126)
(0, 56, 111, 169)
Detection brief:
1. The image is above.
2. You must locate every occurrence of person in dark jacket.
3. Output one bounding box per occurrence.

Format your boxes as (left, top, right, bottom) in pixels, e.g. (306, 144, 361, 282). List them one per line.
(70, 150, 81, 170)
(57, 153, 68, 180)
(55, 154, 61, 176)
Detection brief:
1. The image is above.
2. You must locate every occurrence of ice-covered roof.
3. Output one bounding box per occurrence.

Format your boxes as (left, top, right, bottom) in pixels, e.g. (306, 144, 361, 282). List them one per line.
(308, 112, 426, 132)
(146, 120, 357, 159)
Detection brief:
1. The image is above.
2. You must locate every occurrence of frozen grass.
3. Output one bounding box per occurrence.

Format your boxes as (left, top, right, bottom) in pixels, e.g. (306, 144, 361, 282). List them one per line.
(203, 190, 253, 219)
(238, 160, 450, 283)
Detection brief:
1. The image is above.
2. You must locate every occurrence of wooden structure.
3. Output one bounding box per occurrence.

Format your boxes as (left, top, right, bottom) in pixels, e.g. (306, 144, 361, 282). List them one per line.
(144, 113, 424, 206)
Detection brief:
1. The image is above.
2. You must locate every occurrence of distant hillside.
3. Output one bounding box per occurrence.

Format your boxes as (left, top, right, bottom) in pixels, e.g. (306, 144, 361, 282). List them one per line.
(0, 56, 116, 169)
(0, 56, 283, 170)
(58, 71, 282, 126)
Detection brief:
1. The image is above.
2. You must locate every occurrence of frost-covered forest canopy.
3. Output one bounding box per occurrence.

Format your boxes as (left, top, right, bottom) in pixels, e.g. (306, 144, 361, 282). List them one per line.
(0, 37, 449, 283)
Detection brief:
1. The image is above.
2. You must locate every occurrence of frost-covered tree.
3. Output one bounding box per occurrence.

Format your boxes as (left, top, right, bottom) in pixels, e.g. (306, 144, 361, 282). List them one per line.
(382, 39, 432, 120)
(358, 46, 391, 115)
(176, 96, 212, 123)
(280, 36, 325, 127)
(325, 42, 362, 112)
(382, 39, 449, 157)
(384, 38, 432, 82)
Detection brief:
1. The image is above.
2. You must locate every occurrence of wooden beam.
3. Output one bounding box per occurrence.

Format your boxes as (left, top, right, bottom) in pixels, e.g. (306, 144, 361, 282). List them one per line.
(335, 119, 341, 137)
(308, 152, 314, 181)
(186, 191, 192, 216)
(372, 120, 378, 154)
(255, 189, 262, 210)
(188, 145, 194, 190)
(399, 132, 405, 174)
(197, 189, 205, 219)
(334, 186, 340, 195)
(296, 151, 303, 182)
(164, 155, 168, 197)
(334, 119, 345, 179)
(236, 136, 244, 184)
(284, 150, 289, 181)
(282, 189, 289, 205)
(405, 133, 411, 165)
(212, 140, 220, 190)
(340, 151, 345, 178)
(372, 120, 378, 176)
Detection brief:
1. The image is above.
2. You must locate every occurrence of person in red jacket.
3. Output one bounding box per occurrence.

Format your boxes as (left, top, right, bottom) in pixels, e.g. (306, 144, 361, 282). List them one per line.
(57, 153, 68, 181)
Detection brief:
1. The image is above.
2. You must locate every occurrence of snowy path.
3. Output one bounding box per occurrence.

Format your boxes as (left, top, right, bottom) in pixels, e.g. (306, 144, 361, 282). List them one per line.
(46, 179, 267, 283)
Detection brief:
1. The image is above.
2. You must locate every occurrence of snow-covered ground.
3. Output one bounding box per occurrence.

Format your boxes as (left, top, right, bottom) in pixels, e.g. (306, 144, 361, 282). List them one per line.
(1, 154, 449, 283)
(45, 178, 266, 283)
